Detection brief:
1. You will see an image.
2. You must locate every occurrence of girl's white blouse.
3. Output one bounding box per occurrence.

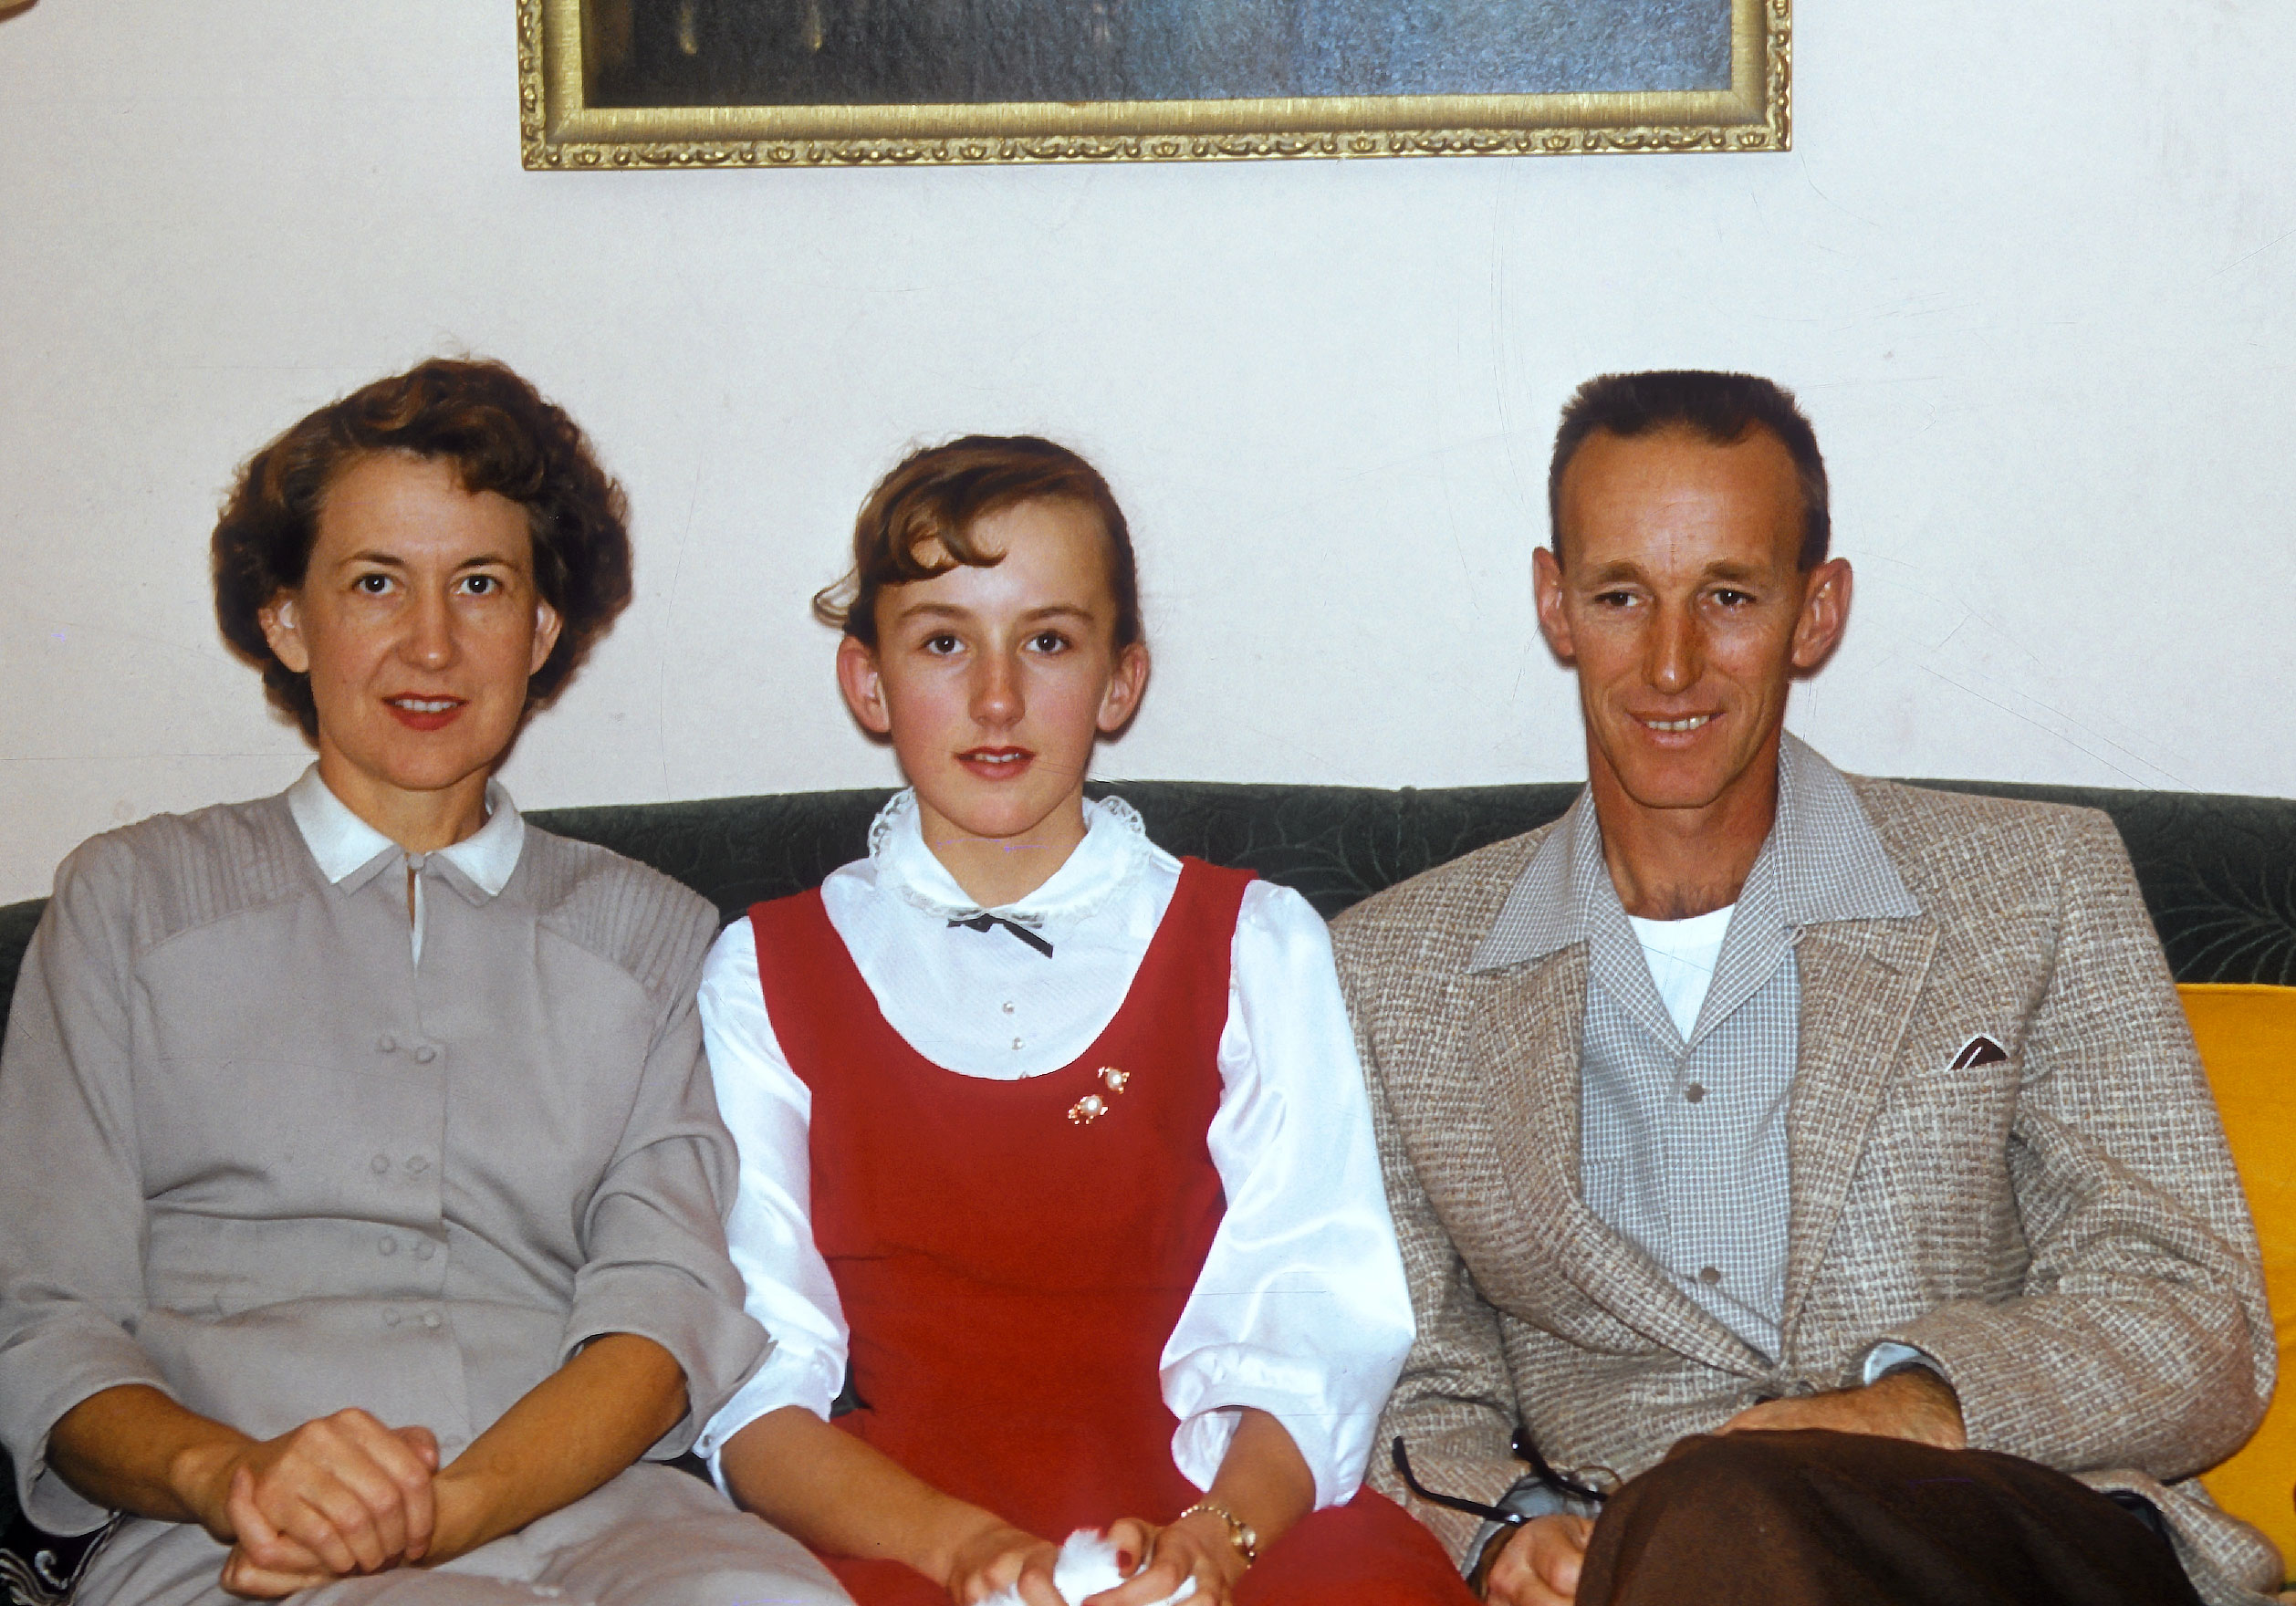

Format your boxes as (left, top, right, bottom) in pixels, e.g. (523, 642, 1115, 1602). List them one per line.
(694, 792, 1414, 1510)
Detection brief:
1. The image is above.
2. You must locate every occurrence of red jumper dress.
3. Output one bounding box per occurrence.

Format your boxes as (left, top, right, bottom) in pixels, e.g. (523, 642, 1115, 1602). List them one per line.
(750, 858, 1475, 1606)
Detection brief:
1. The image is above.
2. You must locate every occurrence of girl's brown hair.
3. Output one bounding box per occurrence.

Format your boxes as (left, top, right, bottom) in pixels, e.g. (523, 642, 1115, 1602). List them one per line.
(815, 435, 1143, 650)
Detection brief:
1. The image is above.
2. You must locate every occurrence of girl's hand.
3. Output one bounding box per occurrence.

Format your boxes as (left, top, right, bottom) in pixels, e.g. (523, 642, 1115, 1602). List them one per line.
(1090, 1511, 1247, 1606)
(943, 1516, 1066, 1605)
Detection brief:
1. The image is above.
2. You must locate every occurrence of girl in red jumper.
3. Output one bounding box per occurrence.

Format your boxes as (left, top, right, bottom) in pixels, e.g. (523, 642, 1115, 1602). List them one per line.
(697, 437, 1472, 1606)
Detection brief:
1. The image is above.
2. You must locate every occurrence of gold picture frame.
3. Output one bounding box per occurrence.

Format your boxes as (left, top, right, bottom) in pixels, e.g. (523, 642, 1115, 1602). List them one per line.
(519, 0, 1789, 170)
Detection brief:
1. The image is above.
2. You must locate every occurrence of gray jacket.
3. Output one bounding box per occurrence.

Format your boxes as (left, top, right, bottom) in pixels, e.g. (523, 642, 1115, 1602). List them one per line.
(0, 791, 767, 1537)
(1334, 759, 2280, 1602)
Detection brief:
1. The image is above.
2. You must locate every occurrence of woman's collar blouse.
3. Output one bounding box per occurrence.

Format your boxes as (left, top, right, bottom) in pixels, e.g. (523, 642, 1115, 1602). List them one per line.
(0, 781, 764, 1534)
(286, 765, 525, 963)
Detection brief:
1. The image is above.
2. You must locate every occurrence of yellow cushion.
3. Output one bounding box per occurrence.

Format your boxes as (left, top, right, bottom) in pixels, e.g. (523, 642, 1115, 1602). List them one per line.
(2181, 983, 2296, 1574)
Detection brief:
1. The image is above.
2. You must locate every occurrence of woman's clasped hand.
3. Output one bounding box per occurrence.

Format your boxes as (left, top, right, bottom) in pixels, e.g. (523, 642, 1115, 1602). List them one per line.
(203, 1412, 444, 1595)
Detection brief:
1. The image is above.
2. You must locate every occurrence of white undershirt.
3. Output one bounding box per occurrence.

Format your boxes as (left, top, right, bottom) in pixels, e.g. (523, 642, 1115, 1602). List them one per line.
(693, 792, 1414, 1511)
(1625, 902, 1736, 1042)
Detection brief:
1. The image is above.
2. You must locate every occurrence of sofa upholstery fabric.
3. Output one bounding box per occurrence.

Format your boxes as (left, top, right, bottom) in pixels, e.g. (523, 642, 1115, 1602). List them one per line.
(2, 776, 2291, 1588)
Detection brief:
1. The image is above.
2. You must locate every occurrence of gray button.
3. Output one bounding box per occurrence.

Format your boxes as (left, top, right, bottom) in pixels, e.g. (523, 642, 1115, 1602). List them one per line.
(422, 1311, 442, 1330)
(1698, 1266, 1723, 1285)
(383, 1308, 402, 1328)
(406, 1155, 429, 1174)
(412, 1046, 438, 1065)
(370, 1154, 391, 1175)
(379, 1235, 397, 1255)
(1001, 1001, 1015, 1014)
(1011, 1038, 1024, 1051)
(1685, 1082, 1706, 1103)
(413, 1239, 435, 1261)
(376, 1035, 397, 1054)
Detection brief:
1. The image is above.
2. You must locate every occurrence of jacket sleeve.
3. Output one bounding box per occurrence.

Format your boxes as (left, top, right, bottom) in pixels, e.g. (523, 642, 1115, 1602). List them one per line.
(1333, 918, 1526, 1567)
(0, 840, 175, 1534)
(1879, 811, 2273, 1479)
(559, 896, 771, 1459)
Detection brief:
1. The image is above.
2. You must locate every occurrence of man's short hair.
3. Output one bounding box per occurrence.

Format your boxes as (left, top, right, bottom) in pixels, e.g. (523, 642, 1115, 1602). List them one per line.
(212, 358, 634, 739)
(1548, 370, 1831, 570)
(813, 434, 1142, 651)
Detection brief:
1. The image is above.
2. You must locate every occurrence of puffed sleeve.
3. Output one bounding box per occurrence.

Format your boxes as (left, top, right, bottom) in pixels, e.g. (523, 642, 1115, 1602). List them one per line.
(0, 839, 176, 1533)
(1160, 881, 1416, 1510)
(555, 888, 772, 1456)
(690, 917, 852, 1485)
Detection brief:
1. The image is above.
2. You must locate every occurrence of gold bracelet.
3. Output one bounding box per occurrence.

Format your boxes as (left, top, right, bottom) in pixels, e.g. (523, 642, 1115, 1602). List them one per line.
(1175, 1500, 1258, 1566)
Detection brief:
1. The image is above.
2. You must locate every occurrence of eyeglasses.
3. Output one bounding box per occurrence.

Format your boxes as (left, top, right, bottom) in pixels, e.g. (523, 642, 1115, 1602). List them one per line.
(1389, 1427, 1616, 1529)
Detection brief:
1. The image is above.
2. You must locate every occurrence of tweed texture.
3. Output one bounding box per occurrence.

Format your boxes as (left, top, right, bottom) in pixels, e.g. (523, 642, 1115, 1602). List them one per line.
(1479, 739, 1926, 1359)
(1333, 767, 2281, 1603)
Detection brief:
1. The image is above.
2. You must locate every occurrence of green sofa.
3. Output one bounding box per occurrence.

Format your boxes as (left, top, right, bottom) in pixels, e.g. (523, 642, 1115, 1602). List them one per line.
(3, 777, 2291, 1598)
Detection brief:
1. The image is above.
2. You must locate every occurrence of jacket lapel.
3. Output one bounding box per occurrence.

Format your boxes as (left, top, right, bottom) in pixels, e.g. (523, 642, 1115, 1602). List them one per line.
(1471, 944, 1766, 1376)
(1779, 918, 1938, 1337)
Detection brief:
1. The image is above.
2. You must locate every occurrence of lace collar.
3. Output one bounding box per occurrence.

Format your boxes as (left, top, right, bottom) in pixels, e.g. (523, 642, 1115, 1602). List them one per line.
(866, 788, 1152, 927)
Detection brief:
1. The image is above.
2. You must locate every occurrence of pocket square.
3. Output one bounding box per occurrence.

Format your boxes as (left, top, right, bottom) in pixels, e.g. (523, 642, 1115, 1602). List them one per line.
(1950, 1034, 2009, 1069)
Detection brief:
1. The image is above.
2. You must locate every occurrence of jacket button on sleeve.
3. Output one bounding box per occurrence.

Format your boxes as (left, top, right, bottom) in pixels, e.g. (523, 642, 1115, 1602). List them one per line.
(413, 1046, 437, 1065)
(379, 1235, 397, 1256)
(370, 1153, 391, 1175)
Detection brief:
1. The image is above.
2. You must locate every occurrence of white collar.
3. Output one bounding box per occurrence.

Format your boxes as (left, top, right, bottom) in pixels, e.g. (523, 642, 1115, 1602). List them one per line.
(867, 787, 1151, 926)
(286, 764, 526, 897)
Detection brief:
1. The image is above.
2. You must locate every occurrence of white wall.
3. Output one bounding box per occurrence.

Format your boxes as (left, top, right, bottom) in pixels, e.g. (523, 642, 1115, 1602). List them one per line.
(3, 1, 2291, 902)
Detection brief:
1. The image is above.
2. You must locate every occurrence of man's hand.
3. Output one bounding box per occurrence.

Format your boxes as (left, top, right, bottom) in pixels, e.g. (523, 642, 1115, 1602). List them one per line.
(1716, 1368, 1965, 1450)
(1480, 1514, 1592, 1606)
(175, 1412, 440, 1595)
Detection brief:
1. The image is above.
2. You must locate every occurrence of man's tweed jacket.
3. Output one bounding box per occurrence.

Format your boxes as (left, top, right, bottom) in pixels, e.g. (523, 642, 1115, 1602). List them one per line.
(1332, 767, 2281, 1603)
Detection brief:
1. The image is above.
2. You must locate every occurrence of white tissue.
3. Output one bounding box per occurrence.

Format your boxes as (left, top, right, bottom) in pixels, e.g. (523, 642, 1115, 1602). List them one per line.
(977, 1528, 1199, 1606)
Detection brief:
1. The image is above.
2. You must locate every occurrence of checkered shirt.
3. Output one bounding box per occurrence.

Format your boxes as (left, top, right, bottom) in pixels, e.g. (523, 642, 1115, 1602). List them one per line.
(1469, 735, 1919, 1358)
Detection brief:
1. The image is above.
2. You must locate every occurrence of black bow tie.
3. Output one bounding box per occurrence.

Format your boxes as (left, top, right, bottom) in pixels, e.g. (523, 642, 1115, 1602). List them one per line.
(947, 912, 1055, 958)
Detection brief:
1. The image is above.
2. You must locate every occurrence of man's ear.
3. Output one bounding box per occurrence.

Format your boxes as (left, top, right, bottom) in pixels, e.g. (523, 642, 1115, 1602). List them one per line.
(1791, 558, 1853, 674)
(258, 591, 311, 674)
(528, 600, 564, 677)
(1531, 545, 1577, 664)
(835, 634, 892, 736)
(1096, 641, 1151, 735)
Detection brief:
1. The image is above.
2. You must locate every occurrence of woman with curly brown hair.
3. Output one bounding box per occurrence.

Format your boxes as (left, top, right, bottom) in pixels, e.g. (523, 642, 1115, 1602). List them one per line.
(0, 360, 848, 1606)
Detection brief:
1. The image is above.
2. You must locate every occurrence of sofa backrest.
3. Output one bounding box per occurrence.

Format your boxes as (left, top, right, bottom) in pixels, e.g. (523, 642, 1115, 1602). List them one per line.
(5, 777, 2296, 1046)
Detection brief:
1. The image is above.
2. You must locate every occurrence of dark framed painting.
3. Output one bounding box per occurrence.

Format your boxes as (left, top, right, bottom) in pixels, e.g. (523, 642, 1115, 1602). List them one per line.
(518, 0, 1788, 169)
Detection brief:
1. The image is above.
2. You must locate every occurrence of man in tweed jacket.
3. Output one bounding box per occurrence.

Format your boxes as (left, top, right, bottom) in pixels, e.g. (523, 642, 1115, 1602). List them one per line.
(1334, 370, 2279, 1606)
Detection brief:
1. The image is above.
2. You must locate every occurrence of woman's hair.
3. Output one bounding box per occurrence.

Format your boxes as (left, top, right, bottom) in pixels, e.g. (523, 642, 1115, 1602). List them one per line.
(813, 435, 1143, 651)
(212, 358, 634, 738)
